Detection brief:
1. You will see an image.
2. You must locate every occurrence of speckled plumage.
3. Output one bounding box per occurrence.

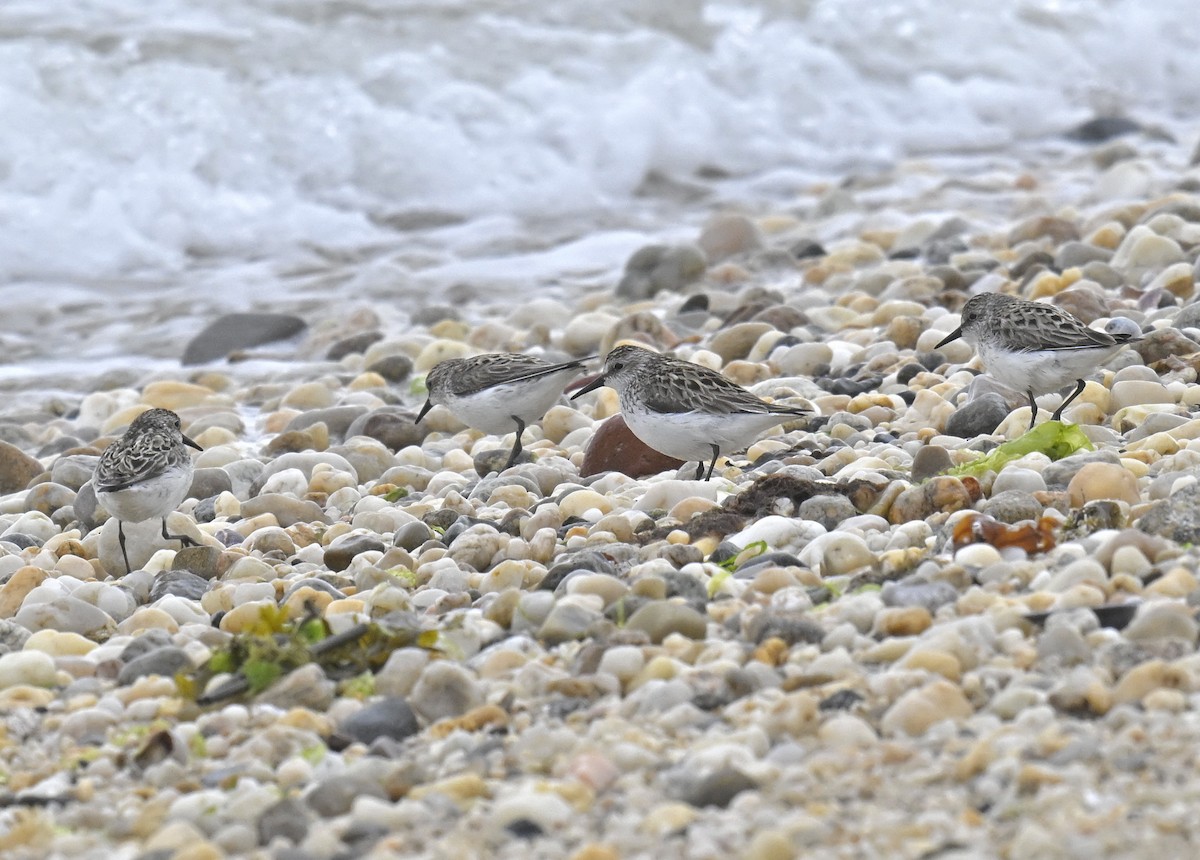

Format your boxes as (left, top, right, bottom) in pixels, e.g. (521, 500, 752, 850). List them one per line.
(416, 353, 593, 470)
(936, 292, 1142, 423)
(93, 408, 202, 573)
(572, 344, 810, 480)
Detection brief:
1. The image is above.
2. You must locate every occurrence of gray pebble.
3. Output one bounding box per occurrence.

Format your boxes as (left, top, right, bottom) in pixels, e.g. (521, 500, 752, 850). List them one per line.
(910, 445, 953, 482)
(258, 796, 311, 844)
(797, 494, 858, 530)
(881, 580, 959, 612)
(117, 646, 191, 685)
(338, 697, 419, 745)
(305, 773, 388, 818)
(945, 393, 1009, 438)
(50, 455, 99, 491)
(393, 521, 433, 551)
(149, 570, 210, 602)
(324, 533, 385, 572)
(626, 601, 707, 643)
(979, 489, 1044, 524)
(409, 662, 483, 723)
(187, 468, 233, 502)
(675, 767, 758, 808)
(172, 545, 223, 580)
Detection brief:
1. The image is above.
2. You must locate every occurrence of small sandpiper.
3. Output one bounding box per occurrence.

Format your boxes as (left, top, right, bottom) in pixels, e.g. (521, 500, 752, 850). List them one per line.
(571, 344, 810, 480)
(416, 353, 594, 470)
(936, 291, 1143, 423)
(93, 408, 203, 573)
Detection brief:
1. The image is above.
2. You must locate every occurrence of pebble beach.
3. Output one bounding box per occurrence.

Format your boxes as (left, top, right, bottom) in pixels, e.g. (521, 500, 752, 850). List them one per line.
(6, 3, 1200, 859)
(1, 127, 1200, 859)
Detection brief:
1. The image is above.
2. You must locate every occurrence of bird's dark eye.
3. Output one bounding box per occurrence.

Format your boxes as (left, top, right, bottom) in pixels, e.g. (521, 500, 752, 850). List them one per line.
(610, 361, 624, 372)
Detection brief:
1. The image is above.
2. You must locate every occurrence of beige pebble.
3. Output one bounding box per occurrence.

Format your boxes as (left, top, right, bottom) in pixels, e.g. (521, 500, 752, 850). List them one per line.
(1111, 659, 1191, 705)
(1124, 602, 1198, 642)
(559, 489, 614, 520)
(1146, 567, 1198, 597)
(1067, 462, 1140, 506)
(900, 646, 962, 681)
(880, 679, 973, 736)
(1108, 379, 1174, 413)
(219, 599, 276, 633)
(873, 606, 932, 637)
(24, 629, 96, 657)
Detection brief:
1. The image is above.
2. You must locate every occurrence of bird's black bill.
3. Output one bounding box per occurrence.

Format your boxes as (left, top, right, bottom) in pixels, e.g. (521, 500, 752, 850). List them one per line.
(183, 435, 203, 451)
(934, 327, 963, 349)
(415, 399, 434, 423)
(570, 375, 607, 400)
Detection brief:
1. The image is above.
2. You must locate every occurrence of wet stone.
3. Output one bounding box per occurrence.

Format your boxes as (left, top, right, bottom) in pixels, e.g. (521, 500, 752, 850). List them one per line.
(945, 393, 1009, 438)
(117, 646, 191, 685)
(347, 409, 425, 453)
(187, 468, 233, 502)
(980, 489, 1045, 524)
(149, 570, 210, 602)
(324, 534, 386, 572)
(744, 610, 824, 645)
(366, 354, 415, 383)
(172, 545, 223, 579)
(676, 767, 758, 809)
(326, 331, 384, 361)
(474, 448, 532, 476)
(182, 312, 307, 365)
(910, 445, 953, 482)
(258, 797, 310, 845)
(337, 697, 419, 745)
(881, 580, 959, 612)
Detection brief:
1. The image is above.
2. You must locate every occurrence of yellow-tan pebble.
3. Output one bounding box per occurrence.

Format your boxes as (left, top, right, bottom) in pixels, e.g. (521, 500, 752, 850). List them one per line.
(116, 607, 178, 635)
(1067, 462, 1140, 506)
(280, 382, 335, 410)
(24, 630, 96, 657)
(0, 567, 49, 618)
(640, 803, 697, 837)
(283, 585, 334, 618)
(440, 449, 475, 473)
(325, 598, 366, 617)
(566, 573, 628, 606)
(309, 467, 355, 496)
(414, 340, 474, 373)
(219, 599, 276, 633)
(408, 772, 488, 805)
(1108, 379, 1174, 413)
(348, 371, 389, 390)
(559, 490, 613, 520)
(873, 606, 932, 637)
(1144, 688, 1188, 713)
(222, 557, 276, 583)
(750, 566, 801, 594)
(478, 559, 531, 593)
(0, 686, 56, 709)
(1111, 660, 1191, 705)
(900, 646, 962, 681)
(1146, 567, 1199, 598)
(880, 679, 973, 736)
(140, 380, 227, 411)
(192, 426, 238, 449)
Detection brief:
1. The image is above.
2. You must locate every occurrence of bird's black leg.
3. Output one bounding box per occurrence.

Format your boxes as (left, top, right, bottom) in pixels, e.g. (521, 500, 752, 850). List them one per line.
(1027, 389, 1038, 424)
(117, 521, 131, 574)
(702, 444, 720, 481)
(162, 517, 197, 548)
(503, 416, 526, 470)
(693, 461, 705, 480)
(1051, 379, 1087, 422)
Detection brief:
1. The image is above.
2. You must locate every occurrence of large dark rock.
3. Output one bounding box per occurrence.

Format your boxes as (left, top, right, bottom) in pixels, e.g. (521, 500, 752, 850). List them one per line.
(580, 414, 684, 479)
(182, 313, 307, 365)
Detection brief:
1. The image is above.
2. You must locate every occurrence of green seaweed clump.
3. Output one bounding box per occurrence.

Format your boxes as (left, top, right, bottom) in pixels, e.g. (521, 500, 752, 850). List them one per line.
(179, 604, 438, 706)
(947, 420, 1093, 479)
